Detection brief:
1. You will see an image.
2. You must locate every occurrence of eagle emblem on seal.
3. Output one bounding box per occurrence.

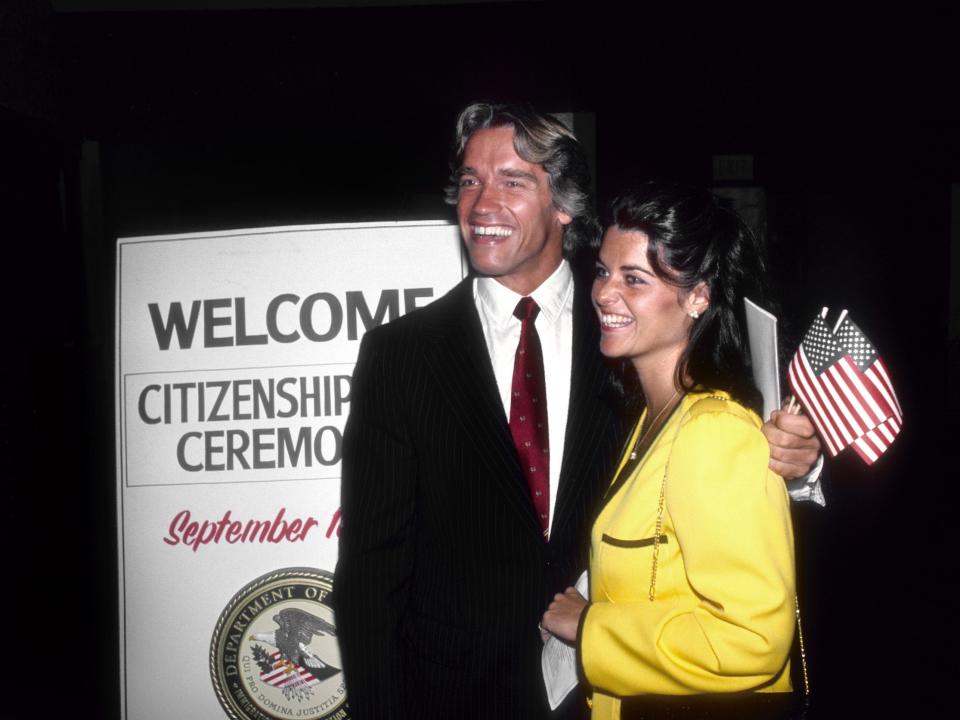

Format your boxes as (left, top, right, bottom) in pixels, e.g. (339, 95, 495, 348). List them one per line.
(250, 608, 341, 699)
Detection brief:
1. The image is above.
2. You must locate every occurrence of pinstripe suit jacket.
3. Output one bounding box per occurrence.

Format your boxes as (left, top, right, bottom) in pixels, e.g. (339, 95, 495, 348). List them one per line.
(333, 274, 625, 719)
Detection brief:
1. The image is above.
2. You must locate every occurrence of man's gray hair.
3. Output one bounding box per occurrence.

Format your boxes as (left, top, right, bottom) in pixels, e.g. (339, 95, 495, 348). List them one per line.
(445, 102, 599, 256)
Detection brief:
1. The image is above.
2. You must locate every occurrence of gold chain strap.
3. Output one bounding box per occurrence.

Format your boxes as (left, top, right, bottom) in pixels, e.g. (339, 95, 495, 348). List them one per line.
(795, 595, 811, 696)
(648, 467, 669, 601)
(647, 399, 692, 601)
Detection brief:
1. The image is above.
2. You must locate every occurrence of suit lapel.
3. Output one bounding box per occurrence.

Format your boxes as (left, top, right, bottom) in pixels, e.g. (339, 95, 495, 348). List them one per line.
(420, 280, 543, 536)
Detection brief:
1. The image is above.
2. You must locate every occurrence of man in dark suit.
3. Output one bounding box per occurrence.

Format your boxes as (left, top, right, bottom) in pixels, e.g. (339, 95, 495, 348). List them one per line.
(333, 102, 820, 719)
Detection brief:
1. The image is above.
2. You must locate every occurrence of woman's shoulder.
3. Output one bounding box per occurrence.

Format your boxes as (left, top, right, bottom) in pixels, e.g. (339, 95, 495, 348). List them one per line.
(678, 390, 764, 440)
(670, 391, 778, 493)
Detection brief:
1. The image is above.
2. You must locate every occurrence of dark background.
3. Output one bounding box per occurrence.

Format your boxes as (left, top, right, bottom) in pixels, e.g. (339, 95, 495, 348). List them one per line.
(2, 1, 957, 718)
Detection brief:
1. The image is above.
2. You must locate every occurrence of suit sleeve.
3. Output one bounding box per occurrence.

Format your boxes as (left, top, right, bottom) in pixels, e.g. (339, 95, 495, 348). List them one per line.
(581, 407, 796, 695)
(333, 329, 417, 718)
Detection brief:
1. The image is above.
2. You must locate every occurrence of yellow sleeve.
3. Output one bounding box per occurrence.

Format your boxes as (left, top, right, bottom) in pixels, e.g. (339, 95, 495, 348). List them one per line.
(582, 402, 796, 695)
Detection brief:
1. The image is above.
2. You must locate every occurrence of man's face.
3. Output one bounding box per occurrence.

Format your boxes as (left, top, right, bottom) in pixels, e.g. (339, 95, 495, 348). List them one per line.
(456, 126, 571, 296)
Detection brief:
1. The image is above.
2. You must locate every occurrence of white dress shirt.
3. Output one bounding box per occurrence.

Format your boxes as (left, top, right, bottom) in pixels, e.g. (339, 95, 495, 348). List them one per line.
(474, 260, 575, 536)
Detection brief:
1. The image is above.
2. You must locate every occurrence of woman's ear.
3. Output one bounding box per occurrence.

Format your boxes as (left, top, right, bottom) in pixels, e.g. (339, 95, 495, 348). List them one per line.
(685, 282, 710, 318)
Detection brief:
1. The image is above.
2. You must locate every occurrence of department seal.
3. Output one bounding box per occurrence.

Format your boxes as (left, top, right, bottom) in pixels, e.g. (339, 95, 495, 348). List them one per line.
(210, 567, 350, 720)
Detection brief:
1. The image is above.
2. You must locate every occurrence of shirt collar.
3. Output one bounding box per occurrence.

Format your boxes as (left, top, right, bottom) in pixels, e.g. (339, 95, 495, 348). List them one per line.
(475, 260, 573, 328)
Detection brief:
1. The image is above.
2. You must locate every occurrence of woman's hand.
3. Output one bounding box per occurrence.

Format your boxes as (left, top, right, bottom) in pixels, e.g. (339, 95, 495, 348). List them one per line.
(541, 587, 587, 643)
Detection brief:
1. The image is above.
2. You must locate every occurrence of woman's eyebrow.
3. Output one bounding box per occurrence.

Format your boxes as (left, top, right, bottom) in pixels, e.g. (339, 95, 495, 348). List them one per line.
(621, 264, 655, 276)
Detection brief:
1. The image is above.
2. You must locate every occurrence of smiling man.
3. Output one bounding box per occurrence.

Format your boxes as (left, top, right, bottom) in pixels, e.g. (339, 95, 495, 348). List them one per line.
(332, 102, 821, 720)
(456, 124, 570, 295)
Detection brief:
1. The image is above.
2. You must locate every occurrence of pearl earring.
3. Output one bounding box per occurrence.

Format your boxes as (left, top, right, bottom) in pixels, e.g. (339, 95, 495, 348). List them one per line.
(689, 310, 699, 319)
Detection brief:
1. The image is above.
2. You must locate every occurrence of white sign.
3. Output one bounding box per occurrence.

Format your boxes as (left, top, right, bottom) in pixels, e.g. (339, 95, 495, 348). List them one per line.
(116, 221, 465, 720)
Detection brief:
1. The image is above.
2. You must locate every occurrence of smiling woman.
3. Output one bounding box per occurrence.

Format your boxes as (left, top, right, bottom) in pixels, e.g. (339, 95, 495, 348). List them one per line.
(596, 184, 771, 413)
(593, 226, 706, 388)
(541, 182, 797, 720)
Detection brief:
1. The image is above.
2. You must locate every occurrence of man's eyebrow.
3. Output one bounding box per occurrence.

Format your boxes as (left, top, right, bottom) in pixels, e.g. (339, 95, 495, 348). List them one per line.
(499, 168, 538, 182)
(455, 166, 538, 183)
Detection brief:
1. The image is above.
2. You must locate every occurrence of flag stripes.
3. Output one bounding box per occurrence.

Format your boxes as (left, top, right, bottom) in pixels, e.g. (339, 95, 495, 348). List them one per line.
(852, 417, 901, 464)
(866, 360, 902, 421)
(788, 346, 845, 455)
(836, 360, 889, 424)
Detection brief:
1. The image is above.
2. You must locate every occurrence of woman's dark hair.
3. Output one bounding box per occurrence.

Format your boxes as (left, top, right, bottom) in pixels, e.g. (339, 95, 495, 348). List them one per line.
(603, 181, 773, 414)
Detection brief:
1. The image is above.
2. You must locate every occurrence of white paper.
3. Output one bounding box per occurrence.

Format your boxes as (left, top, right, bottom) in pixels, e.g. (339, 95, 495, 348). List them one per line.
(541, 570, 589, 710)
(744, 297, 781, 421)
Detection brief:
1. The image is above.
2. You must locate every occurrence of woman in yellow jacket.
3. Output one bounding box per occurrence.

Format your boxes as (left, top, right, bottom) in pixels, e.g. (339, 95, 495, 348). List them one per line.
(542, 183, 796, 719)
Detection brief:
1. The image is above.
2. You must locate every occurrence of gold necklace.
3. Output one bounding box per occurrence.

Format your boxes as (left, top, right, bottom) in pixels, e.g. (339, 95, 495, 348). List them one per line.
(629, 388, 682, 461)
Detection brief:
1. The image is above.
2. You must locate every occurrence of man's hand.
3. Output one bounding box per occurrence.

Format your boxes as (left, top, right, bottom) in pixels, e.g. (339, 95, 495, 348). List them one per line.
(762, 406, 822, 479)
(541, 587, 587, 643)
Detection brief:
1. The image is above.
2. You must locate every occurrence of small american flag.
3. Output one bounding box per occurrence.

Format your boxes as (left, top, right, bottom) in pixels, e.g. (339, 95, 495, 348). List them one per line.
(787, 308, 902, 465)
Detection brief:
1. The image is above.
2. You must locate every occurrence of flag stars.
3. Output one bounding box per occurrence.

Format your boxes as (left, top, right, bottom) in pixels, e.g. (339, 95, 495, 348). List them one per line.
(836, 318, 878, 369)
(802, 315, 847, 374)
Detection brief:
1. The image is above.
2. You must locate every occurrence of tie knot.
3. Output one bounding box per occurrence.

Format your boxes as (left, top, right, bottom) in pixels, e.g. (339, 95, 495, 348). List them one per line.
(514, 297, 540, 322)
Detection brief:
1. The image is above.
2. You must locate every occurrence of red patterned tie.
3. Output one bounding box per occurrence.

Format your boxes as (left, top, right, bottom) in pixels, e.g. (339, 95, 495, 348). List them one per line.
(509, 297, 550, 537)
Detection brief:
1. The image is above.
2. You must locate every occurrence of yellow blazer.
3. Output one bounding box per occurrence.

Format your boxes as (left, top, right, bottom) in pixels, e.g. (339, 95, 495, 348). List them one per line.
(581, 391, 795, 720)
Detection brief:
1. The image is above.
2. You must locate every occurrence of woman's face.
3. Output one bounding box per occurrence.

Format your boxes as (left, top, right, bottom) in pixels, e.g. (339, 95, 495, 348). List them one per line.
(592, 226, 704, 368)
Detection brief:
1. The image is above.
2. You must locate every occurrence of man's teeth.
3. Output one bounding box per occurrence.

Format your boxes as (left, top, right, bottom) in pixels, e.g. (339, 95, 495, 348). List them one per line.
(472, 226, 513, 237)
(601, 313, 633, 328)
